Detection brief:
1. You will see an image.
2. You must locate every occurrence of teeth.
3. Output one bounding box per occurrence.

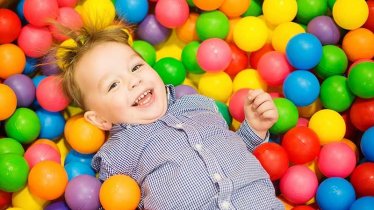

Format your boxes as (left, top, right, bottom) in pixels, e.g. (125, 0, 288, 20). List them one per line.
(134, 90, 151, 105)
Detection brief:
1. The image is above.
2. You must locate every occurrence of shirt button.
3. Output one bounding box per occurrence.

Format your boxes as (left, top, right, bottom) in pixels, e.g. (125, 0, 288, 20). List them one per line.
(194, 143, 203, 151)
(175, 123, 183, 129)
(213, 173, 222, 182)
(221, 201, 230, 210)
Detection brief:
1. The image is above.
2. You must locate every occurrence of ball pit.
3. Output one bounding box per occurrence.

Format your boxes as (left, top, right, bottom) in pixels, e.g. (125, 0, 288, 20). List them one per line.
(1, 0, 374, 208)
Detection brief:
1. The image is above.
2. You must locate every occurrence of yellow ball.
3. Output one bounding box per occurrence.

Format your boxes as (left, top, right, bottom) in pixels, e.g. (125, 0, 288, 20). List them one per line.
(333, 0, 369, 30)
(81, 0, 115, 30)
(12, 186, 47, 210)
(198, 72, 233, 102)
(272, 22, 305, 53)
(56, 138, 71, 165)
(298, 99, 322, 118)
(308, 109, 346, 145)
(233, 16, 268, 52)
(263, 0, 298, 26)
(56, 38, 77, 69)
(232, 69, 267, 92)
(156, 30, 185, 61)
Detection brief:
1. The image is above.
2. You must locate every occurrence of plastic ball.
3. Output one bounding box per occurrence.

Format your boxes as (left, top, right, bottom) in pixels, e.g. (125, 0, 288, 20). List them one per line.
(45, 201, 70, 210)
(363, 0, 374, 32)
(198, 72, 232, 102)
(4, 74, 35, 107)
(296, 0, 328, 24)
(233, 16, 268, 52)
(132, 40, 156, 66)
(136, 14, 171, 45)
(64, 115, 105, 154)
(99, 175, 141, 210)
(280, 165, 318, 204)
(350, 98, 374, 131)
(153, 57, 186, 86)
(36, 108, 65, 140)
(32, 139, 60, 155)
(307, 16, 341, 45)
(232, 69, 267, 93)
(249, 43, 274, 69)
(115, 0, 148, 24)
(316, 177, 356, 210)
(332, 0, 369, 30)
(219, 0, 250, 18)
(253, 142, 289, 181)
(286, 33, 323, 70)
(283, 70, 320, 107)
(0, 9, 21, 44)
(64, 149, 94, 166)
(23, 57, 38, 75)
(57, 0, 79, 7)
(350, 162, 374, 197)
(175, 85, 197, 99)
(176, 13, 199, 43)
(49, 7, 84, 42)
(192, 0, 224, 11)
(23, 0, 59, 27)
(24, 143, 61, 168)
(65, 175, 101, 210)
(5, 108, 40, 144)
(17, 24, 53, 58)
(0, 154, 29, 192)
(282, 126, 320, 164)
(197, 38, 232, 72)
(0, 190, 11, 210)
(11, 186, 47, 210)
(263, 0, 298, 26)
(242, 0, 262, 16)
(361, 127, 374, 162)
(350, 196, 374, 210)
(80, 0, 115, 30)
(28, 160, 68, 200)
(342, 28, 374, 62)
(215, 100, 232, 126)
(155, 0, 189, 28)
(0, 138, 24, 156)
(320, 75, 355, 112)
(0, 44, 26, 79)
(0, 84, 17, 120)
(181, 41, 205, 74)
(314, 45, 348, 79)
(223, 44, 247, 79)
(64, 161, 95, 181)
(271, 22, 305, 53)
(195, 11, 229, 41)
(257, 51, 293, 86)
(347, 61, 374, 98)
(36, 76, 70, 112)
(270, 98, 298, 135)
(228, 88, 249, 122)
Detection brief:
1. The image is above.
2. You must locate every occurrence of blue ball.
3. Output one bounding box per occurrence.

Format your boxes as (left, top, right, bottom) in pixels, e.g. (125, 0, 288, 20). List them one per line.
(65, 149, 94, 166)
(316, 177, 356, 210)
(286, 33, 323, 70)
(45, 201, 70, 210)
(16, 0, 27, 24)
(361, 126, 374, 162)
(23, 57, 38, 75)
(350, 196, 374, 210)
(36, 108, 65, 140)
(115, 0, 149, 24)
(64, 161, 96, 181)
(283, 70, 320, 106)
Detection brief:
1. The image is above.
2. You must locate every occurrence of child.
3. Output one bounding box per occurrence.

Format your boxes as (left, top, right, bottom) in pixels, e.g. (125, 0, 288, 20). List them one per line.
(57, 22, 284, 210)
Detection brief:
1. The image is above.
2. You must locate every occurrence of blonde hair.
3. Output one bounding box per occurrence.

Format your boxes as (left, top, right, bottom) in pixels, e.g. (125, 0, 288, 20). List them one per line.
(55, 21, 133, 109)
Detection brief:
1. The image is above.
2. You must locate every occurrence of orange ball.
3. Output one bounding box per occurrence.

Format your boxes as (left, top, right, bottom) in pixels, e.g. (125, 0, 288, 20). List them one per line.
(0, 83, 17, 120)
(342, 28, 374, 61)
(28, 160, 68, 200)
(0, 43, 26, 79)
(193, 0, 224, 11)
(219, 0, 250, 18)
(176, 13, 199, 43)
(64, 115, 105, 154)
(99, 175, 141, 210)
(225, 18, 240, 43)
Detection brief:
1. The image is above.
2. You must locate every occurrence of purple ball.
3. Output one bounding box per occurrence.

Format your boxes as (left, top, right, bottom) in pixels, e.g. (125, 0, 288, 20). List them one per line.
(64, 175, 102, 210)
(307, 16, 341, 45)
(175, 85, 197, 99)
(4, 74, 35, 107)
(41, 53, 60, 76)
(45, 201, 70, 210)
(136, 14, 171, 45)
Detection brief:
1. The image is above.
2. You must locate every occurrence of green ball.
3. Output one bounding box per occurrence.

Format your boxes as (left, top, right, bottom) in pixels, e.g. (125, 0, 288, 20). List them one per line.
(348, 61, 374, 98)
(132, 40, 156, 67)
(215, 100, 232, 126)
(186, 0, 195, 6)
(0, 154, 29, 192)
(269, 98, 298, 135)
(181, 41, 205, 74)
(154, 57, 186, 86)
(315, 45, 348, 79)
(242, 0, 262, 17)
(5, 108, 41, 144)
(320, 75, 355, 112)
(296, 0, 328, 24)
(327, 0, 336, 10)
(196, 11, 229, 41)
(0, 138, 25, 156)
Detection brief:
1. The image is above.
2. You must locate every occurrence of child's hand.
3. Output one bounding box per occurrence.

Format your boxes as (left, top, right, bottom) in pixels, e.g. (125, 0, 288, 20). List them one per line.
(244, 89, 278, 139)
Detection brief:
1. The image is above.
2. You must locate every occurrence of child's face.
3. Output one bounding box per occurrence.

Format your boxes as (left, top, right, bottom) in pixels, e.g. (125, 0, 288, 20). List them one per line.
(75, 42, 168, 130)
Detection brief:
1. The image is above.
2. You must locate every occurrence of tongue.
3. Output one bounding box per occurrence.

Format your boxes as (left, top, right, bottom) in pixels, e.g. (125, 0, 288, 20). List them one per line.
(137, 92, 152, 105)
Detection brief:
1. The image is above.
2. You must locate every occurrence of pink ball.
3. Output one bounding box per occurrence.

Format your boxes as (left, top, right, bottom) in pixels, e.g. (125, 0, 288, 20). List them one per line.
(297, 117, 309, 127)
(155, 0, 189, 28)
(57, 0, 79, 7)
(257, 51, 294, 86)
(24, 143, 61, 168)
(17, 24, 52, 58)
(197, 38, 232, 72)
(280, 165, 318, 205)
(229, 88, 249, 122)
(318, 142, 356, 178)
(24, 0, 59, 27)
(50, 7, 83, 42)
(36, 76, 70, 112)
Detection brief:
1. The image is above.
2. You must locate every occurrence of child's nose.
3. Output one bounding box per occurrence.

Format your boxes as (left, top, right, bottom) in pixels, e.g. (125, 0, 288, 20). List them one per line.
(129, 76, 141, 89)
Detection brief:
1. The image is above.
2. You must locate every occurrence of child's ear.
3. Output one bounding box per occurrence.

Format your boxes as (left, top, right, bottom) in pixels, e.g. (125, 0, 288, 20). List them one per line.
(84, 111, 112, 131)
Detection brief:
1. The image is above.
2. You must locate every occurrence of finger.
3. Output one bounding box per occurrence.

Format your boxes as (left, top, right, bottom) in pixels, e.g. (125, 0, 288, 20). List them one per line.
(251, 92, 273, 109)
(261, 109, 279, 120)
(247, 89, 264, 104)
(254, 100, 277, 115)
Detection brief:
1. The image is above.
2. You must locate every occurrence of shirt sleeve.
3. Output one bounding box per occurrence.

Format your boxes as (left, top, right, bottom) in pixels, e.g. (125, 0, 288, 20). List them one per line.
(235, 120, 269, 153)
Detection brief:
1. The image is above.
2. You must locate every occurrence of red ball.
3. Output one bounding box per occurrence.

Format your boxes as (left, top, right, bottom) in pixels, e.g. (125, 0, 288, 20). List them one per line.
(228, 88, 249, 122)
(282, 126, 320, 164)
(0, 9, 21, 44)
(49, 7, 83, 42)
(155, 0, 189, 28)
(224, 43, 249, 78)
(36, 76, 70, 112)
(0, 190, 11, 210)
(363, 0, 374, 32)
(350, 98, 374, 131)
(24, 0, 59, 27)
(350, 162, 374, 197)
(292, 206, 315, 210)
(253, 142, 289, 181)
(17, 24, 53, 58)
(341, 112, 358, 140)
(249, 43, 274, 69)
(57, 0, 79, 7)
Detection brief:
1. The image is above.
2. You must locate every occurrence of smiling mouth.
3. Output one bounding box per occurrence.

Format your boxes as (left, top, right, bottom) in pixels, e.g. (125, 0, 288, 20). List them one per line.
(132, 89, 153, 106)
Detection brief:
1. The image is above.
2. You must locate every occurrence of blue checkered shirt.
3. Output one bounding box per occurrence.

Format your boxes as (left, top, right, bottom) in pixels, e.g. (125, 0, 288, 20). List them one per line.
(92, 85, 284, 210)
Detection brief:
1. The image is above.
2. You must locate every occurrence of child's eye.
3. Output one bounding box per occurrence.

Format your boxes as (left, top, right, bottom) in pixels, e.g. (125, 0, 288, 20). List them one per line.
(108, 82, 118, 92)
(132, 64, 143, 72)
